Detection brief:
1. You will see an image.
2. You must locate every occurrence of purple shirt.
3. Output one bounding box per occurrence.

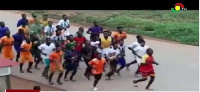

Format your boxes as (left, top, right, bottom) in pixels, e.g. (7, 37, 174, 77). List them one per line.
(0, 27, 9, 38)
(88, 26, 103, 34)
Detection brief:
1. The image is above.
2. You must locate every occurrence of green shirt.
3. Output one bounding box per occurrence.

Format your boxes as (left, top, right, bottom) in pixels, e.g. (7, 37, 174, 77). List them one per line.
(29, 23, 43, 34)
(65, 41, 76, 50)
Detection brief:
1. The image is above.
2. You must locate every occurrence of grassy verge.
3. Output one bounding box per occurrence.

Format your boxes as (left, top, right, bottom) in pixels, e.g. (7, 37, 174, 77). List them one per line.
(22, 10, 199, 46)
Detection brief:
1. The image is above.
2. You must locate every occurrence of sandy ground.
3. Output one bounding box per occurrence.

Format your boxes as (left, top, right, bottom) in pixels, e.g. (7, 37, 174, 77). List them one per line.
(0, 10, 199, 91)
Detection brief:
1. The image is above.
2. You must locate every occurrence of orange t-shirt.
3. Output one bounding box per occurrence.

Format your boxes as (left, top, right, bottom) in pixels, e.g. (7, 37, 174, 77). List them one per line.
(89, 58, 106, 75)
(0, 36, 14, 50)
(113, 31, 127, 42)
(20, 42, 32, 55)
(49, 51, 63, 65)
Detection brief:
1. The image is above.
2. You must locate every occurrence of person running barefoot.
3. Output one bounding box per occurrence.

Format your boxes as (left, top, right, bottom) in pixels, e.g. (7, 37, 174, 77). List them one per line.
(19, 38, 34, 73)
(49, 45, 64, 85)
(0, 30, 14, 60)
(133, 48, 159, 90)
(39, 38, 56, 79)
(88, 53, 106, 91)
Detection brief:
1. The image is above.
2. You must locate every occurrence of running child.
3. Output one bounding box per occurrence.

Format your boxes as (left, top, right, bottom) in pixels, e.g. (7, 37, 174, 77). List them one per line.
(88, 53, 106, 91)
(113, 26, 127, 43)
(133, 48, 159, 90)
(100, 30, 113, 58)
(0, 30, 14, 60)
(19, 38, 34, 73)
(116, 40, 126, 75)
(49, 45, 64, 85)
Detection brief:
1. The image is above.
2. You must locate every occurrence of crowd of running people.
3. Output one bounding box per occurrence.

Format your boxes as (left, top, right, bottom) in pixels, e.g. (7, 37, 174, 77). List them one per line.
(0, 13, 159, 91)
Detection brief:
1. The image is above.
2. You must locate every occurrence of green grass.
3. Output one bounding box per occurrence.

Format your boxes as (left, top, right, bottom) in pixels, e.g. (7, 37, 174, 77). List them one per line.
(22, 10, 199, 46)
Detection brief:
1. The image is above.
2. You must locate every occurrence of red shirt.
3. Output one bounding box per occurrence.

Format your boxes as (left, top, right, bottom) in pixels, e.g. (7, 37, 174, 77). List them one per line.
(139, 54, 154, 73)
(74, 36, 86, 52)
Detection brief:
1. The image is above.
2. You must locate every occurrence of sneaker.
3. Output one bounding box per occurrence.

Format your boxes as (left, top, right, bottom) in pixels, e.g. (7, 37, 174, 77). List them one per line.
(93, 87, 98, 91)
(57, 81, 62, 85)
(133, 80, 138, 87)
(20, 70, 24, 73)
(49, 81, 54, 85)
(145, 87, 154, 90)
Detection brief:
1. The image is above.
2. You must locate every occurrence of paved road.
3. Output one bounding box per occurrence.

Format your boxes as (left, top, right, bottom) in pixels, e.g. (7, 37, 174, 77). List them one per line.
(0, 10, 199, 91)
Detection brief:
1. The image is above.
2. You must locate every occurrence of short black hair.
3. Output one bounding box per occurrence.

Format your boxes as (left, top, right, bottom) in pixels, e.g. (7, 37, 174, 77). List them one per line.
(140, 40, 145, 43)
(46, 37, 51, 41)
(117, 26, 123, 29)
(48, 21, 52, 23)
(22, 14, 26, 16)
(62, 15, 66, 17)
(136, 35, 142, 39)
(43, 14, 48, 16)
(33, 86, 40, 90)
(69, 34, 74, 37)
(56, 44, 61, 48)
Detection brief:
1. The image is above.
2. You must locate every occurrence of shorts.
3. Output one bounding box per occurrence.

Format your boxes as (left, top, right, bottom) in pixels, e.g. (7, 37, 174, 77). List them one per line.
(141, 70, 155, 78)
(117, 57, 126, 66)
(101, 48, 110, 57)
(20, 54, 33, 63)
(43, 59, 50, 66)
(50, 64, 64, 73)
(31, 49, 41, 58)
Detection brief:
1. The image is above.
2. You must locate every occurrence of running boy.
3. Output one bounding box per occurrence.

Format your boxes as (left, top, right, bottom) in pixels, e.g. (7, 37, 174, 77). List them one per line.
(113, 26, 127, 43)
(133, 48, 159, 90)
(116, 40, 126, 75)
(100, 30, 113, 58)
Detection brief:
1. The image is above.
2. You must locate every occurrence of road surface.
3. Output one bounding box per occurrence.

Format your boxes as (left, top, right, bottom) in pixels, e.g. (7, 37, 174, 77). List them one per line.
(0, 10, 199, 91)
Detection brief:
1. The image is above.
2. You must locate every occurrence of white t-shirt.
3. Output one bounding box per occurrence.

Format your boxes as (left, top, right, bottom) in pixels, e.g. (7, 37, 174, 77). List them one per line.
(50, 34, 66, 42)
(91, 41, 100, 48)
(106, 48, 120, 60)
(38, 43, 56, 59)
(133, 45, 148, 64)
(58, 19, 70, 28)
(128, 41, 140, 49)
(44, 25, 56, 34)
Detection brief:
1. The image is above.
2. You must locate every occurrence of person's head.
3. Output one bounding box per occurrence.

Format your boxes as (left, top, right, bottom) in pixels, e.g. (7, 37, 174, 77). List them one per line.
(31, 13, 37, 18)
(18, 29, 24, 35)
(117, 26, 123, 33)
(77, 30, 83, 37)
(85, 40, 91, 46)
(33, 86, 41, 90)
(146, 48, 153, 56)
(68, 35, 74, 41)
(62, 15, 68, 20)
(55, 44, 61, 52)
(48, 21, 53, 26)
(56, 30, 62, 35)
(119, 40, 124, 46)
(26, 38, 31, 44)
(93, 21, 98, 27)
(140, 40, 145, 47)
(136, 35, 143, 42)
(46, 38, 51, 45)
(107, 30, 112, 36)
(0, 21, 5, 27)
(43, 14, 48, 21)
(103, 30, 109, 38)
(31, 33, 37, 38)
(5, 30, 10, 37)
(22, 14, 26, 19)
(34, 19, 40, 24)
(78, 27, 84, 33)
(113, 42, 118, 49)
(96, 53, 102, 59)
(56, 25, 62, 30)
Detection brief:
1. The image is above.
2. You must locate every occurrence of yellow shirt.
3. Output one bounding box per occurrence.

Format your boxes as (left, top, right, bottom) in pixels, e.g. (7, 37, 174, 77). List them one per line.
(100, 36, 112, 48)
(41, 20, 48, 27)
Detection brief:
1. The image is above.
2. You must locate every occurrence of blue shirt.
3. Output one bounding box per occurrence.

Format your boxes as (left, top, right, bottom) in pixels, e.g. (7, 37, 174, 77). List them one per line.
(0, 27, 9, 38)
(17, 19, 28, 27)
(12, 33, 25, 45)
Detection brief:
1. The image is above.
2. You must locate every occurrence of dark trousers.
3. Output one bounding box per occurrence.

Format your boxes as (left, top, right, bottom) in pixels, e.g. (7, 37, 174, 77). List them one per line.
(84, 58, 92, 79)
(64, 63, 77, 79)
(106, 60, 117, 78)
(93, 73, 102, 87)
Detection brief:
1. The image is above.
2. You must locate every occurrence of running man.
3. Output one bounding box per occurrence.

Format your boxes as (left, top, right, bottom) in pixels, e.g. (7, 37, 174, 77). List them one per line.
(113, 26, 127, 43)
(50, 29, 65, 46)
(13, 29, 25, 62)
(44, 21, 56, 37)
(49, 45, 64, 85)
(74, 31, 86, 68)
(133, 48, 159, 90)
(58, 15, 70, 37)
(0, 30, 14, 60)
(64, 46, 78, 82)
(74, 27, 86, 37)
(126, 35, 144, 70)
(19, 38, 34, 73)
(40, 14, 49, 40)
(29, 19, 43, 41)
(82, 40, 96, 80)
(87, 21, 103, 40)
(105, 42, 120, 80)
(30, 34, 41, 69)
(116, 40, 126, 75)
(17, 14, 28, 27)
(88, 53, 106, 91)
(0, 21, 10, 39)
(100, 30, 113, 58)
(39, 38, 56, 79)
